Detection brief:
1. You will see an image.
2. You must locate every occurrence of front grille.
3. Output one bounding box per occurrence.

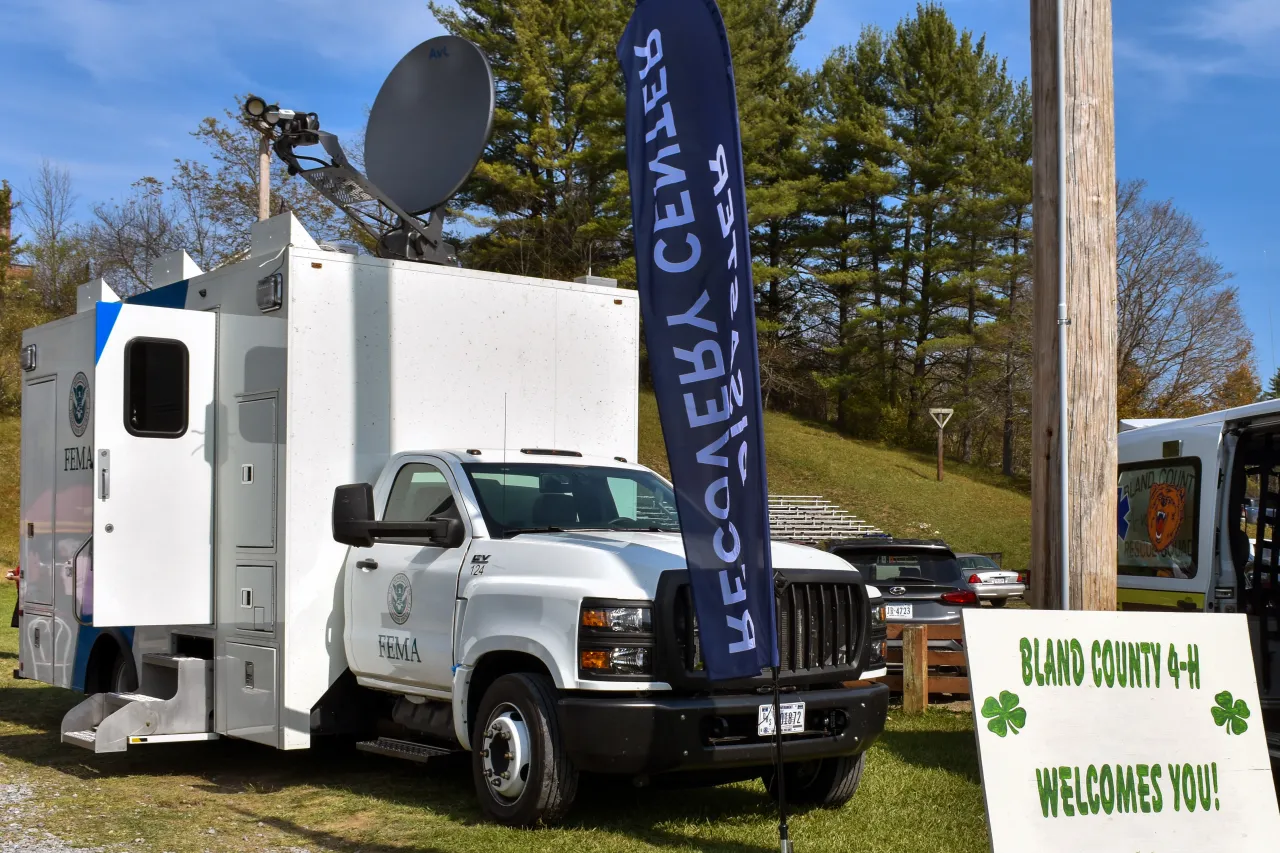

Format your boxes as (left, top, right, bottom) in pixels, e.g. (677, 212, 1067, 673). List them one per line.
(661, 570, 868, 688)
(777, 581, 861, 673)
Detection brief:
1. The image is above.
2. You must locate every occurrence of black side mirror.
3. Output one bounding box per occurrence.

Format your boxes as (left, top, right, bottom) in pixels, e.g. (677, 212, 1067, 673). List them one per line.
(332, 484, 469, 549)
(432, 517, 466, 549)
(333, 483, 376, 548)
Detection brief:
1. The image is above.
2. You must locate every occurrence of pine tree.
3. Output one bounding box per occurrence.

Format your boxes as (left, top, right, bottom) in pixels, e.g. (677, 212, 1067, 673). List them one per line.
(430, 0, 632, 282)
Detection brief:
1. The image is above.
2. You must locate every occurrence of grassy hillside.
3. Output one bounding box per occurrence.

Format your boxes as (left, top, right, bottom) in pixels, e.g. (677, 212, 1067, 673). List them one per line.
(0, 399, 1032, 570)
(637, 392, 1031, 570)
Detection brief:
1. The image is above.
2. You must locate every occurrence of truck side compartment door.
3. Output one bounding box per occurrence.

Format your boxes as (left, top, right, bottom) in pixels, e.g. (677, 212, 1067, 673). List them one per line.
(346, 458, 469, 692)
(91, 304, 216, 626)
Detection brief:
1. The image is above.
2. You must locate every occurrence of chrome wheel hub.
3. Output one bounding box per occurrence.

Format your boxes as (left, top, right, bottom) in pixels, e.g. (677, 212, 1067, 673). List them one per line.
(481, 704, 530, 802)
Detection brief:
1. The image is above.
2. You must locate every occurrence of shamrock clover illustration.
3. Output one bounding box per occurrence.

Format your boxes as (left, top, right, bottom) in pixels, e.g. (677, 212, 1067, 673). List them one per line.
(1211, 691, 1250, 736)
(981, 690, 1026, 738)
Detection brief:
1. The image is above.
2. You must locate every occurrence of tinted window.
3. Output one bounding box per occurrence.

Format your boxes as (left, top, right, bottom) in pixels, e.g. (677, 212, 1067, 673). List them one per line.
(959, 555, 999, 571)
(124, 338, 189, 437)
(463, 463, 679, 537)
(835, 550, 962, 584)
(1117, 459, 1199, 579)
(384, 463, 460, 523)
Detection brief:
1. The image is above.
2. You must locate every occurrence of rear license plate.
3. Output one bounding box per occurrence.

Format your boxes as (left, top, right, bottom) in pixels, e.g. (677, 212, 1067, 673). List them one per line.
(758, 702, 805, 736)
(886, 604, 913, 619)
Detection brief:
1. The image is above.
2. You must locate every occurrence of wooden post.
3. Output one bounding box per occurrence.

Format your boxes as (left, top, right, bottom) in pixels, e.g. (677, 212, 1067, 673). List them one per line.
(258, 135, 272, 222)
(902, 624, 928, 715)
(1030, 0, 1118, 611)
(936, 427, 944, 482)
(929, 408, 953, 484)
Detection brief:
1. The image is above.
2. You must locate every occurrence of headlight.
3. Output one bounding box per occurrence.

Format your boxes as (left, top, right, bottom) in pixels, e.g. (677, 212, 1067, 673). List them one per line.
(871, 605, 886, 627)
(579, 600, 654, 678)
(581, 606, 652, 633)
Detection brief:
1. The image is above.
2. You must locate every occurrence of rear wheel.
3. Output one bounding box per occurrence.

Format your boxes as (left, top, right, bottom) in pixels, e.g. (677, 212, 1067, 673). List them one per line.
(762, 751, 866, 807)
(989, 598, 1007, 608)
(472, 673, 578, 826)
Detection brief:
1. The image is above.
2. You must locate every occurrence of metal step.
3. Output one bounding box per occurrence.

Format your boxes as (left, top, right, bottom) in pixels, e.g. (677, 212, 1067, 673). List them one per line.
(61, 655, 215, 754)
(356, 737, 458, 764)
(63, 729, 97, 751)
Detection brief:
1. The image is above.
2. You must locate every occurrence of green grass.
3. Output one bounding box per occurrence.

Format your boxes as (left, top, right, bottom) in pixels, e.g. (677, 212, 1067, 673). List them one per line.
(0, 579, 988, 852)
(638, 392, 1031, 570)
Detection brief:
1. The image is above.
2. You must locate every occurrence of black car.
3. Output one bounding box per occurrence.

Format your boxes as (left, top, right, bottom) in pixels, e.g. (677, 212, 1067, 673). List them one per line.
(826, 539, 977, 647)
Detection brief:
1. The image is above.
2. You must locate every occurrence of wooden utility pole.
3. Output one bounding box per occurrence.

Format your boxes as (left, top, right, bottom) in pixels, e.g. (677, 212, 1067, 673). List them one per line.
(1030, 0, 1118, 611)
(257, 135, 271, 221)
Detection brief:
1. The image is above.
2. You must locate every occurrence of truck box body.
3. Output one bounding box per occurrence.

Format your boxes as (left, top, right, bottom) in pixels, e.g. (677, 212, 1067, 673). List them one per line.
(17, 215, 639, 748)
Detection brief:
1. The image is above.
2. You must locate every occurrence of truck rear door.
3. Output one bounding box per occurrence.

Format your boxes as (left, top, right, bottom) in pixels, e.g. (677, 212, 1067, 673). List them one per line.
(91, 303, 216, 626)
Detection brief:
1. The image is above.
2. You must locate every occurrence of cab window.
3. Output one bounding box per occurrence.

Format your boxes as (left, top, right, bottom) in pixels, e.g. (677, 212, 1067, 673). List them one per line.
(1117, 458, 1200, 579)
(384, 463, 460, 523)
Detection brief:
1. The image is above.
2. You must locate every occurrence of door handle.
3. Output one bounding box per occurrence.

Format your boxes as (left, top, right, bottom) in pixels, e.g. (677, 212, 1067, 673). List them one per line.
(98, 449, 110, 500)
(356, 558, 379, 571)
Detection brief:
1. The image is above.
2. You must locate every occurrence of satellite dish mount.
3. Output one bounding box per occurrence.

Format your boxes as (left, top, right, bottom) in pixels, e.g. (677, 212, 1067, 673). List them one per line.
(246, 35, 495, 265)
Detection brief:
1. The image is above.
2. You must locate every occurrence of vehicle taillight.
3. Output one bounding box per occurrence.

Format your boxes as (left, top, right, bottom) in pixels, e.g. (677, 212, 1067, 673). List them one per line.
(968, 574, 982, 584)
(941, 590, 978, 606)
(1018, 572, 1028, 584)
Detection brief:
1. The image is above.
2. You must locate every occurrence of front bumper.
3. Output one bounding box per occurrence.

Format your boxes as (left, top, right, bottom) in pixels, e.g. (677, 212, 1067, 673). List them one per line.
(557, 682, 889, 776)
(975, 582, 1025, 599)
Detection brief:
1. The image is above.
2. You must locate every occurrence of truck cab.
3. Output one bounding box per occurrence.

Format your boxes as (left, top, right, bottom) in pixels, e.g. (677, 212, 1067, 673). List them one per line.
(334, 448, 888, 824)
(1118, 404, 1280, 756)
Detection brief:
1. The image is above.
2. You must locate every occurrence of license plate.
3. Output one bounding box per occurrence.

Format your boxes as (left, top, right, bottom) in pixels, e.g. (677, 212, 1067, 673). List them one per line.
(886, 604, 913, 619)
(758, 701, 805, 736)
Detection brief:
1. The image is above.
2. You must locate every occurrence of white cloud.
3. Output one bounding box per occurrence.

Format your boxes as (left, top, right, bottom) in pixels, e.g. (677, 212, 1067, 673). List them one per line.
(0, 0, 444, 84)
(1181, 0, 1280, 51)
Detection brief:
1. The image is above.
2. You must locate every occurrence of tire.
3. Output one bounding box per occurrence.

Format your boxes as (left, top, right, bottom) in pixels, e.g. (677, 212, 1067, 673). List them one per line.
(762, 751, 866, 807)
(989, 598, 1008, 608)
(471, 673, 578, 826)
(109, 654, 137, 693)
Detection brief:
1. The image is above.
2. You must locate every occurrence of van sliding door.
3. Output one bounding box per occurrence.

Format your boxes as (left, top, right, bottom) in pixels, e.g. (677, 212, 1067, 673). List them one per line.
(91, 304, 216, 626)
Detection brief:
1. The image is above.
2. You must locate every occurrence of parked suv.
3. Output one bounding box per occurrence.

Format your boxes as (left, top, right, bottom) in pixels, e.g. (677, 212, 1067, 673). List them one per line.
(825, 539, 976, 649)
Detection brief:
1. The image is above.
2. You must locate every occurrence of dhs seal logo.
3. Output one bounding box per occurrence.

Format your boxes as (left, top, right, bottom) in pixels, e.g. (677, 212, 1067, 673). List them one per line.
(387, 573, 412, 625)
(69, 372, 91, 437)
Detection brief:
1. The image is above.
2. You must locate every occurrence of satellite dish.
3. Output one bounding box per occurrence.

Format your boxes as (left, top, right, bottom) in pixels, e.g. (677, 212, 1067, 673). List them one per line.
(365, 35, 496, 216)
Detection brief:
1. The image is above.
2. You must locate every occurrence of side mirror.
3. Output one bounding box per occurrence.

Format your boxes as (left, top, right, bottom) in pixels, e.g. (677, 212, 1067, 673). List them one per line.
(333, 483, 376, 548)
(432, 517, 466, 549)
(332, 484, 469, 549)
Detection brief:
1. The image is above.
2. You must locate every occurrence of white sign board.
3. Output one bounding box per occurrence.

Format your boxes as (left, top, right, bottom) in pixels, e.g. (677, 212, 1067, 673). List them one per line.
(963, 609, 1280, 853)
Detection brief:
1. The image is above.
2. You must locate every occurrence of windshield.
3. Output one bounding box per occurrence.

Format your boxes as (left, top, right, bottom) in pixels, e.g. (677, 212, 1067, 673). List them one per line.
(462, 463, 680, 537)
(958, 555, 1000, 571)
(836, 550, 962, 584)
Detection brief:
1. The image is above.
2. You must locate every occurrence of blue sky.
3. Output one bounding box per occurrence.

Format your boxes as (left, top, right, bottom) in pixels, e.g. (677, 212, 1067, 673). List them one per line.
(3, 0, 1278, 374)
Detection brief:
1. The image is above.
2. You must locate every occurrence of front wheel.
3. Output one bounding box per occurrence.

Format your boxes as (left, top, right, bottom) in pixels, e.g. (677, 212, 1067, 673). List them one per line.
(762, 751, 866, 807)
(472, 673, 578, 826)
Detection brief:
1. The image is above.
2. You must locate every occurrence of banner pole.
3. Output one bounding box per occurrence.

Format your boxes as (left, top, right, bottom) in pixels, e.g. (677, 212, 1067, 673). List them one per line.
(772, 666, 791, 853)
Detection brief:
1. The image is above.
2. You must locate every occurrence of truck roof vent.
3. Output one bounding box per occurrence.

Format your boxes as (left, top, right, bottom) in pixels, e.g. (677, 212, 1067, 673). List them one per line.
(519, 448, 583, 457)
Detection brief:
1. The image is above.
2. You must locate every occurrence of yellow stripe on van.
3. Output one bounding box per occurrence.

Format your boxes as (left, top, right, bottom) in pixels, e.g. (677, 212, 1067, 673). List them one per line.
(1116, 587, 1205, 612)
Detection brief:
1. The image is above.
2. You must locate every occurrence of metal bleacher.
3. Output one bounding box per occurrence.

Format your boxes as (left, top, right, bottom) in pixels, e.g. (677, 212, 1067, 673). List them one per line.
(768, 495, 885, 545)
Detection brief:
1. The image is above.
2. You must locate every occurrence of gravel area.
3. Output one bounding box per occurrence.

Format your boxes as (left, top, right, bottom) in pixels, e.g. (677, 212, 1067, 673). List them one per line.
(0, 783, 104, 853)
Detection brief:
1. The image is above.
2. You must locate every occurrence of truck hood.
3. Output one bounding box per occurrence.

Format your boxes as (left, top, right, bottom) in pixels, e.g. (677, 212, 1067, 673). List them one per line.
(463, 529, 863, 601)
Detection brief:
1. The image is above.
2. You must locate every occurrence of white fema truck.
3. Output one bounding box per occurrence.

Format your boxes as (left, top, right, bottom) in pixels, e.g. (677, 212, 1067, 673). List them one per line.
(1118, 406, 1280, 757)
(15, 214, 889, 825)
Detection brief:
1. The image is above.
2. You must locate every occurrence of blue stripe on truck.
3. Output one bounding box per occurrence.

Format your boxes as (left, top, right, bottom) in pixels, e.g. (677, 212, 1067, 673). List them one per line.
(94, 301, 122, 365)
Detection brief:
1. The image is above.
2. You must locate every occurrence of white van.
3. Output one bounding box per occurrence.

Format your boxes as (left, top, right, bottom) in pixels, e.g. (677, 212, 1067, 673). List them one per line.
(1118, 403, 1280, 754)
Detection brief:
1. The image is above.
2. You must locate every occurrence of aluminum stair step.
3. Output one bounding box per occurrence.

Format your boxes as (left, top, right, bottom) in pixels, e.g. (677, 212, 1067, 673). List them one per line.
(356, 737, 458, 764)
(63, 729, 97, 751)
